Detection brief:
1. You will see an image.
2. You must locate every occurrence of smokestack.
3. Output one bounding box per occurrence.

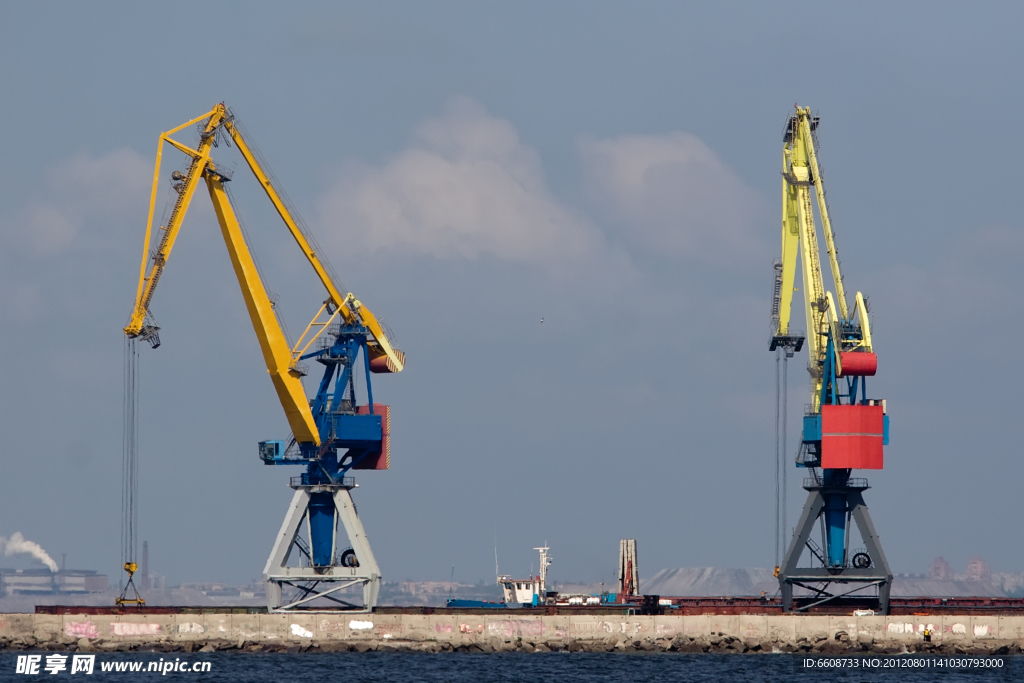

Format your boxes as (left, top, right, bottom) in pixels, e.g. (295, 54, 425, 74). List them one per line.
(141, 541, 150, 591)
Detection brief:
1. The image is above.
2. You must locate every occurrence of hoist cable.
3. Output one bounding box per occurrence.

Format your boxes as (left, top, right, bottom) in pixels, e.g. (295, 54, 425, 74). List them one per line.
(121, 337, 140, 582)
(782, 352, 789, 553)
(774, 348, 781, 570)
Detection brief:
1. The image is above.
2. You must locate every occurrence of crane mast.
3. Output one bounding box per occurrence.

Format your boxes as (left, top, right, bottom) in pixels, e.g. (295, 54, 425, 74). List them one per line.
(124, 104, 404, 611)
(771, 107, 892, 614)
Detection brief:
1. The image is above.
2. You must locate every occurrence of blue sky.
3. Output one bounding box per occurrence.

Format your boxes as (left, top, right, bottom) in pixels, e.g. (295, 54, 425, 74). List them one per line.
(1, 2, 1022, 585)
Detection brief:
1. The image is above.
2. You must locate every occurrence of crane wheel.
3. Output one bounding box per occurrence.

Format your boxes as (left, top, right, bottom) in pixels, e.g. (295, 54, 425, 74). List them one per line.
(852, 552, 872, 569)
(340, 548, 359, 568)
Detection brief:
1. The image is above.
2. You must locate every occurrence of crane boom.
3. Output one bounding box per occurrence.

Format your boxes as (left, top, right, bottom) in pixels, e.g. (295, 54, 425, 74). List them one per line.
(126, 106, 223, 341)
(774, 107, 867, 407)
(220, 120, 404, 373)
(801, 115, 849, 321)
(205, 169, 321, 444)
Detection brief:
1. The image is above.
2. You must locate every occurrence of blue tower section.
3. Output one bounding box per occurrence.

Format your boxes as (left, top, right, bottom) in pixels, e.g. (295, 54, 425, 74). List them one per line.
(778, 324, 893, 613)
(797, 332, 889, 569)
(258, 324, 385, 567)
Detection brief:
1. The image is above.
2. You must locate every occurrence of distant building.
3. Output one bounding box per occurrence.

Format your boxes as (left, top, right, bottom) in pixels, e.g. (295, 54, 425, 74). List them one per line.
(398, 581, 467, 596)
(929, 557, 952, 580)
(966, 557, 992, 582)
(0, 569, 107, 595)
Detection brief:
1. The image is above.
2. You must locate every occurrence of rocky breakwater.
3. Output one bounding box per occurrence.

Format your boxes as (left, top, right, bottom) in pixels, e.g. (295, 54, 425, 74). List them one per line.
(1, 613, 1022, 654)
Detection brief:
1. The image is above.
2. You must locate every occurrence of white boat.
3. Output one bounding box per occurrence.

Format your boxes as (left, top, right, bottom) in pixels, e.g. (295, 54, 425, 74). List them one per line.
(497, 546, 552, 606)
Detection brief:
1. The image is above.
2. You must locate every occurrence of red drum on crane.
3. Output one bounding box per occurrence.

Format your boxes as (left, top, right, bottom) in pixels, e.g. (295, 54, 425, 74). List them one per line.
(839, 352, 877, 376)
(369, 350, 405, 373)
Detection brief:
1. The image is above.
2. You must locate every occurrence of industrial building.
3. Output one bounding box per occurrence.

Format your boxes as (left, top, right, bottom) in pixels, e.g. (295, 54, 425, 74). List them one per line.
(0, 569, 107, 596)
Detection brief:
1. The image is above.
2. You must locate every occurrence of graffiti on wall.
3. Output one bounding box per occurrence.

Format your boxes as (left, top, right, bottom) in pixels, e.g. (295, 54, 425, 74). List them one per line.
(486, 619, 545, 638)
(111, 623, 161, 636)
(64, 622, 99, 639)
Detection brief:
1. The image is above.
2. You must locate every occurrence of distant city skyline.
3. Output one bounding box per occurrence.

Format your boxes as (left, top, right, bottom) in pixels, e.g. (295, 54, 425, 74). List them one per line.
(4, 534, 1021, 592)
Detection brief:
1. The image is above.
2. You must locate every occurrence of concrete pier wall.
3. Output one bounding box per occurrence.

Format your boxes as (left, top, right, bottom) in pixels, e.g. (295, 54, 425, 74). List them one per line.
(2, 612, 1023, 653)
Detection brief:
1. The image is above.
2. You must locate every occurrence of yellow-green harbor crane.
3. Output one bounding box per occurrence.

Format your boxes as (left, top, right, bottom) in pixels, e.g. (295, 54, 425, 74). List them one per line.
(771, 106, 892, 613)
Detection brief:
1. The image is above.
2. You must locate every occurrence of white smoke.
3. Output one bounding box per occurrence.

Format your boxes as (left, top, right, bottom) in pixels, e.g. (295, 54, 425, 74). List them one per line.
(1, 532, 59, 572)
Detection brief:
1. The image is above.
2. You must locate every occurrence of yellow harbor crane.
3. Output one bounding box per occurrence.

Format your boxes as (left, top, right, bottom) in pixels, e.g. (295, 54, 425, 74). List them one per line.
(122, 103, 404, 611)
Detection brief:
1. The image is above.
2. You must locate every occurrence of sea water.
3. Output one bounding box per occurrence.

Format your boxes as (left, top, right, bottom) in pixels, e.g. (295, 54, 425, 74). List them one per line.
(2, 651, 1020, 682)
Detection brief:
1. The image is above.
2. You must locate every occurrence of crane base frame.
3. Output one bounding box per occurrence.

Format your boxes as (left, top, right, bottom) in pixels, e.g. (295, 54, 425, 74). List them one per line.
(779, 483, 892, 614)
(263, 486, 380, 613)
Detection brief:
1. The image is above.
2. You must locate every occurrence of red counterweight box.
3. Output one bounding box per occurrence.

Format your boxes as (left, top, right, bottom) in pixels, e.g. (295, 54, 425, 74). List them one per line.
(821, 404, 884, 469)
(354, 404, 390, 470)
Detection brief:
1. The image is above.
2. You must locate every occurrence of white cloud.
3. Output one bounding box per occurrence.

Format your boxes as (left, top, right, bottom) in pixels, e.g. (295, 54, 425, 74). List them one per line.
(317, 97, 600, 263)
(24, 204, 77, 253)
(579, 132, 766, 265)
(14, 148, 151, 255)
(314, 99, 770, 280)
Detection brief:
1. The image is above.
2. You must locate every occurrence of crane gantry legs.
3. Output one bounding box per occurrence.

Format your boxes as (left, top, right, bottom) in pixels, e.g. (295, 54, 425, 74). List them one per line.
(779, 473, 892, 613)
(264, 485, 380, 612)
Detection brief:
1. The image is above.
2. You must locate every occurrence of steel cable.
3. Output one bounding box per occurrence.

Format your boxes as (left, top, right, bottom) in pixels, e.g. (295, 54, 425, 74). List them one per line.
(121, 337, 140, 583)
(782, 353, 789, 555)
(774, 348, 781, 569)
